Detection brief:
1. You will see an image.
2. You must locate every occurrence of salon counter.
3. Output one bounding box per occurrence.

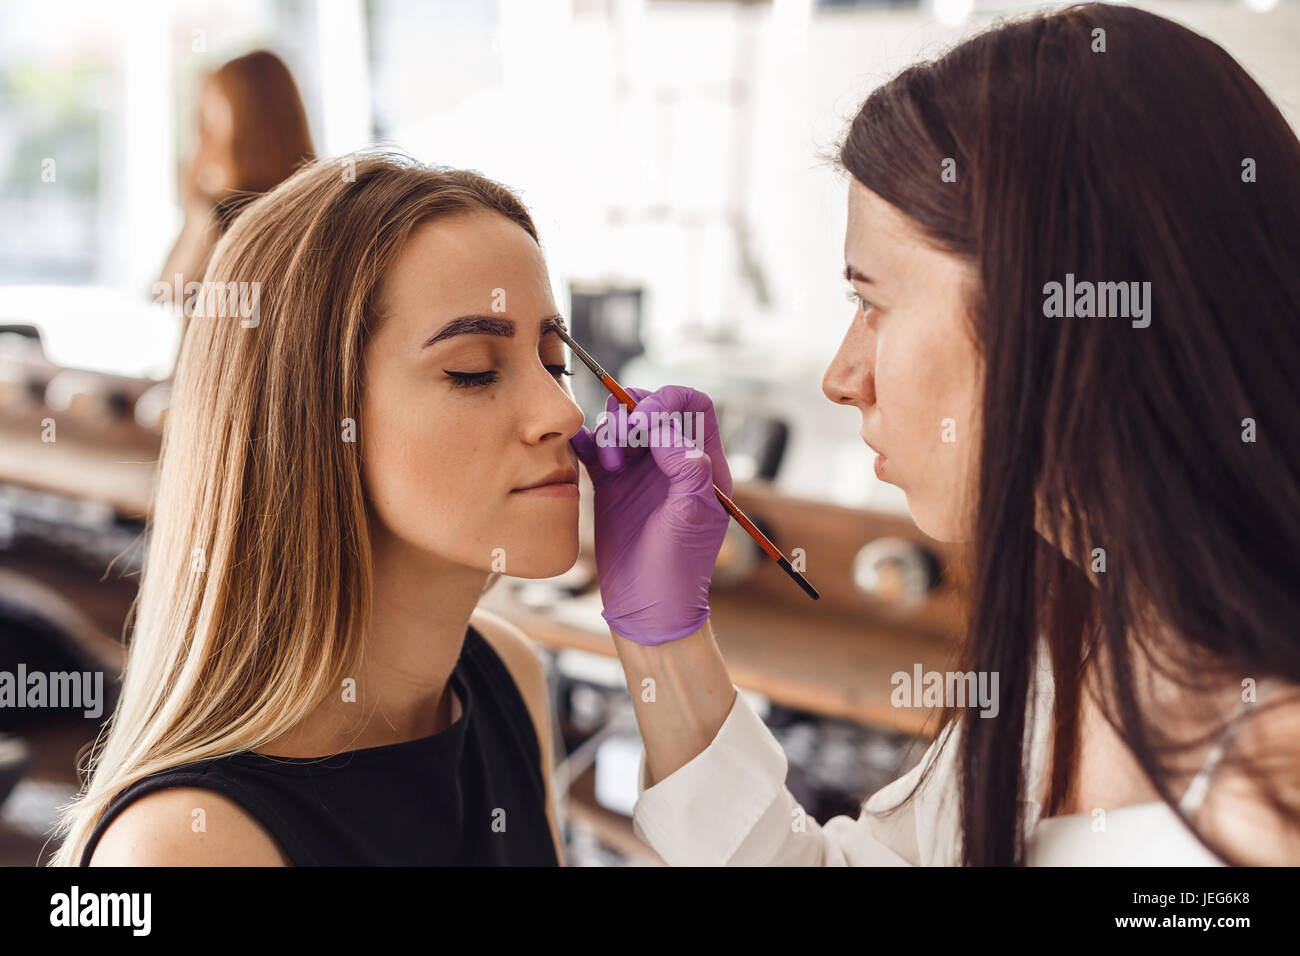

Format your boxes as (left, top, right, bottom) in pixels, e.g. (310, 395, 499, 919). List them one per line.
(0, 418, 158, 519)
(481, 582, 956, 737)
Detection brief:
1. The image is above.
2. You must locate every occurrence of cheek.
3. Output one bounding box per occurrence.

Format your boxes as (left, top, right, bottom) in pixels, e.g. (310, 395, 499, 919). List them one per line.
(876, 324, 980, 518)
(361, 381, 492, 540)
(874, 328, 954, 453)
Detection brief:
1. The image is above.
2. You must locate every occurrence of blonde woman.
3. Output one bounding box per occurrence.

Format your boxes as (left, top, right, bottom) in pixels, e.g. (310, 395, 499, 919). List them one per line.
(51, 151, 581, 866)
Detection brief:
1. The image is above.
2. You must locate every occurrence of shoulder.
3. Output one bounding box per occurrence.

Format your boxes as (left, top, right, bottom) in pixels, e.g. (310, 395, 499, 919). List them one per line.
(1196, 688, 1300, 865)
(469, 606, 564, 864)
(87, 784, 290, 866)
(470, 607, 547, 713)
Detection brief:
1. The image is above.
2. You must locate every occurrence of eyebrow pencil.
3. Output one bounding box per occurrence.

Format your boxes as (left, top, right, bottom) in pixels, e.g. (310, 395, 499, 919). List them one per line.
(554, 325, 819, 601)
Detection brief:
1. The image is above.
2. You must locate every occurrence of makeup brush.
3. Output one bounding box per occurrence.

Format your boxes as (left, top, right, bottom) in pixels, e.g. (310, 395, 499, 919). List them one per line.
(555, 325, 819, 601)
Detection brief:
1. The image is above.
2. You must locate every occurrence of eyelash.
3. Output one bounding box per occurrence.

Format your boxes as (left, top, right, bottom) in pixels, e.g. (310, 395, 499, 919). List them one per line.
(445, 365, 574, 389)
(845, 289, 875, 313)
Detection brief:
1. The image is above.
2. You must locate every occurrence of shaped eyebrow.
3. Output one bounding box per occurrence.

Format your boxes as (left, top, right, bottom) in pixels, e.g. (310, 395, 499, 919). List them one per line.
(421, 314, 567, 348)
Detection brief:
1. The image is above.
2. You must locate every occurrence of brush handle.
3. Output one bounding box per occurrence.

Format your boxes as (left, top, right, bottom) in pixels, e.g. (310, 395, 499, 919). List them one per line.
(602, 376, 818, 600)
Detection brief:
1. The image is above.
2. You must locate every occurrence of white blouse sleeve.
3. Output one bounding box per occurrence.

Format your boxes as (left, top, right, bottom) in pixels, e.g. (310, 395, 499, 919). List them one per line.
(631, 685, 963, 866)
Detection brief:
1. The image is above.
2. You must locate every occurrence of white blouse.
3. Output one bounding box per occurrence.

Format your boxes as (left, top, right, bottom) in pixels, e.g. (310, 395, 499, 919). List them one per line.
(632, 641, 1232, 866)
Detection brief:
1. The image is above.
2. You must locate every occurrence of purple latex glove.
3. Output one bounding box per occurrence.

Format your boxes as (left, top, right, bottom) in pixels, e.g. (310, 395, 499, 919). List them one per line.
(570, 385, 733, 646)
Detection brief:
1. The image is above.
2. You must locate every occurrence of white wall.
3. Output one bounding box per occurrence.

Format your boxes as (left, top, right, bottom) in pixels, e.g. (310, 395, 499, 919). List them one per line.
(380, 0, 1299, 364)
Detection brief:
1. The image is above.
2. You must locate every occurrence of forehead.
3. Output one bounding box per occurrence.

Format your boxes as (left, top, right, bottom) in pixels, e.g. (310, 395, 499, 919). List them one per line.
(844, 179, 920, 264)
(843, 179, 979, 301)
(200, 77, 233, 126)
(381, 209, 552, 313)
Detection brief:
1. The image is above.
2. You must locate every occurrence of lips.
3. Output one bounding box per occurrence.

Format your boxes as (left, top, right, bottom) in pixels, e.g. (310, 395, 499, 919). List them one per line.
(861, 433, 888, 480)
(513, 466, 579, 492)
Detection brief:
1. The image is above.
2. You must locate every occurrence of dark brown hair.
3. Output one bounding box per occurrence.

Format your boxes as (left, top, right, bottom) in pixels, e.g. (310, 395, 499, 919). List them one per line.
(837, 3, 1300, 864)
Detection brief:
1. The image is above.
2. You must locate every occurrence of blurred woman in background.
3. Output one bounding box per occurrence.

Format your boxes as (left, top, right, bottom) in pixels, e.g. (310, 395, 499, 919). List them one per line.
(156, 49, 314, 343)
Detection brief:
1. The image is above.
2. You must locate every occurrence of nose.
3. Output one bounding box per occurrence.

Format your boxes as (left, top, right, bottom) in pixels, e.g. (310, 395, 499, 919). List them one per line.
(821, 319, 876, 409)
(520, 365, 587, 447)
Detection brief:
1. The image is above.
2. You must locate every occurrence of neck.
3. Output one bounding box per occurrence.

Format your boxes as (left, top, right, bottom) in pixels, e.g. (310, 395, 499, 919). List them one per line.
(256, 525, 489, 758)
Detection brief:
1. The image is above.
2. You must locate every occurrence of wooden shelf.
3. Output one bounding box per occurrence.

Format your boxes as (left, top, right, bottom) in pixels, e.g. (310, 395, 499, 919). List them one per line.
(482, 583, 958, 737)
(0, 418, 158, 520)
(565, 765, 662, 865)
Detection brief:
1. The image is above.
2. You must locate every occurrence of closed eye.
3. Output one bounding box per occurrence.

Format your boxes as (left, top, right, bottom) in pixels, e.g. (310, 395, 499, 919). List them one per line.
(845, 288, 875, 314)
(445, 370, 499, 389)
(445, 365, 574, 390)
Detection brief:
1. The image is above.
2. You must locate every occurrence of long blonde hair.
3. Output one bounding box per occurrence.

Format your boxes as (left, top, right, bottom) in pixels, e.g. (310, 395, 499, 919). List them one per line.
(50, 150, 538, 865)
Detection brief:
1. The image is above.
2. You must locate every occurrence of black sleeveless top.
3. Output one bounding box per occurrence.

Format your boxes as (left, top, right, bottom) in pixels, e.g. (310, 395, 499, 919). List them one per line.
(80, 626, 558, 866)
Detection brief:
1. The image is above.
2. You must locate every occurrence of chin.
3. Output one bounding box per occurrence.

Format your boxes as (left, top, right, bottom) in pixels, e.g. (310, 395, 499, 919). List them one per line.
(495, 536, 581, 578)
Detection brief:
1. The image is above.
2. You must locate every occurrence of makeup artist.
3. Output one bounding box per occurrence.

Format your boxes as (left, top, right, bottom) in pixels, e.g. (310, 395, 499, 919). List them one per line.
(569, 3, 1300, 866)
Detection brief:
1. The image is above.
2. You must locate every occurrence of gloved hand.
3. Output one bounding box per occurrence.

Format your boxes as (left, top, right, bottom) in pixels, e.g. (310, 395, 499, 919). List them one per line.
(570, 385, 733, 646)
